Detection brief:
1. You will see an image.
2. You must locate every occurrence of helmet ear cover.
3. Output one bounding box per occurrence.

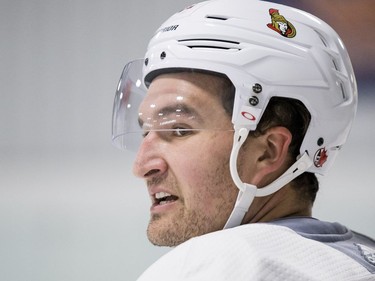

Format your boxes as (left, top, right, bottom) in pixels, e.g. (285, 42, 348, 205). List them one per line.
(250, 97, 311, 160)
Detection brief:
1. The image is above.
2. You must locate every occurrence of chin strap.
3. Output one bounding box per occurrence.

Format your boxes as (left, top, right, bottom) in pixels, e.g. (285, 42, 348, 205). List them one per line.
(223, 128, 313, 229)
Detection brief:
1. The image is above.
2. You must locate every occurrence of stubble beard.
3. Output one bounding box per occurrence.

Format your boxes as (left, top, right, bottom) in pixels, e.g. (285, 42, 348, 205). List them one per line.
(147, 206, 213, 247)
(146, 162, 237, 247)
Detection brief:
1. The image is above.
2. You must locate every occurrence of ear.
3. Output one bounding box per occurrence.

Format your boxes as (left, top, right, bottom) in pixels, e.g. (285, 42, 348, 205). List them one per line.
(252, 126, 292, 186)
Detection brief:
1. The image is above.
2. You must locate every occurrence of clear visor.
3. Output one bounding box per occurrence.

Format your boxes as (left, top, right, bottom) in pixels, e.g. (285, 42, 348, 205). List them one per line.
(112, 60, 146, 150)
(112, 59, 234, 151)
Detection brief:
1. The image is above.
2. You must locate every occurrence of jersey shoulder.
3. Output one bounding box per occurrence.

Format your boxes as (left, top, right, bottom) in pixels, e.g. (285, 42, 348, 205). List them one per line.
(137, 224, 373, 281)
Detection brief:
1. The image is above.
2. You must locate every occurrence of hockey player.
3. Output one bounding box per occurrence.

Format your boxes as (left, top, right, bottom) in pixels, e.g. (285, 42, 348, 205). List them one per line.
(112, 0, 375, 279)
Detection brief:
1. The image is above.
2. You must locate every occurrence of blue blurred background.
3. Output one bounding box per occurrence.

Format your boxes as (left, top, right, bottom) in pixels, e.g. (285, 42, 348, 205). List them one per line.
(1, 0, 374, 280)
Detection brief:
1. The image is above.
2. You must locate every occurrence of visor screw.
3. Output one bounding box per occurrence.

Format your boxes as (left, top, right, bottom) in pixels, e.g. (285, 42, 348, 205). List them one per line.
(160, 51, 166, 60)
(145, 58, 149, 66)
(252, 83, 262, 94)
(249, 96, 259, 106)
(317, 137, 324, 146)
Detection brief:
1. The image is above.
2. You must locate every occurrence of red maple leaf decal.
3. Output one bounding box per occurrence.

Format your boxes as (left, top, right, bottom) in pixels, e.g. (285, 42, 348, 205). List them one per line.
(314, 148, 328, 167)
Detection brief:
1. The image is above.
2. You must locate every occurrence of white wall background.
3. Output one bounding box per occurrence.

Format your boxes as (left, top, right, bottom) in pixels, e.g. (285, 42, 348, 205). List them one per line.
(0, 1, 374, 280)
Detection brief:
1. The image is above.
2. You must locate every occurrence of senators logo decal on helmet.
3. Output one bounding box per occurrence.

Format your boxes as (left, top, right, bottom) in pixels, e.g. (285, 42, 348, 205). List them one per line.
(267, 8, 296, 38)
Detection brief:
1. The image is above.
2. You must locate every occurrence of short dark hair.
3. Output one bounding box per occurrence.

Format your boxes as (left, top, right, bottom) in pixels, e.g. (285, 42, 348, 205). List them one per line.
(220, 77, 319, 204)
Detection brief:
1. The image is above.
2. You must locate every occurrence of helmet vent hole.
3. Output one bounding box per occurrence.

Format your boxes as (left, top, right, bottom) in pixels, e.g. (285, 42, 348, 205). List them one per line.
(339, 82, 346, 100)
(205, 15, 228, 21)
(178, 38, 240, 51)
(332, 59, 339, 71)
(315, 30, 328, 47)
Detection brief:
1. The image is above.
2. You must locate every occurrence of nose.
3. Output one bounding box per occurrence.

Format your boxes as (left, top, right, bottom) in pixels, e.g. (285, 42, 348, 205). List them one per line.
(132, 132, 168, 179)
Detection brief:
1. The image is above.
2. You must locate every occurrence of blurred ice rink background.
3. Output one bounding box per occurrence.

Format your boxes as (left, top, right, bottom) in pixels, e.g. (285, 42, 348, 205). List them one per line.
(1, 0, 374, 280)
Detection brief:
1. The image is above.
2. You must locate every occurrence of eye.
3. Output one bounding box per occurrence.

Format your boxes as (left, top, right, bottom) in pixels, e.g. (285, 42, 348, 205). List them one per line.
(173, 127, 193, 137)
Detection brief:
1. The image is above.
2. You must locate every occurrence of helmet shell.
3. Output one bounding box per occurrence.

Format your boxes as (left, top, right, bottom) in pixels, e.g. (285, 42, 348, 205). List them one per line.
(142, 0, 358, 175)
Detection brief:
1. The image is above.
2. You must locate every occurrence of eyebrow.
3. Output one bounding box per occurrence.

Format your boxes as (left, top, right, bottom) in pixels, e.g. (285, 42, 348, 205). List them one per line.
(137, 103, 203, 128)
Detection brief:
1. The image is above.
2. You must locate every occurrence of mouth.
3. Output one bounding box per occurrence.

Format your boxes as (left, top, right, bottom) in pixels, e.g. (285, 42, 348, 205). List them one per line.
(152, 191, 179, 208)
(154, 192, 179, 205)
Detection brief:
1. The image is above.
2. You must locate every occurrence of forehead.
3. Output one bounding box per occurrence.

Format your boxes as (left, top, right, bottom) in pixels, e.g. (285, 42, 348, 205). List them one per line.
(139, 72, 228, 119)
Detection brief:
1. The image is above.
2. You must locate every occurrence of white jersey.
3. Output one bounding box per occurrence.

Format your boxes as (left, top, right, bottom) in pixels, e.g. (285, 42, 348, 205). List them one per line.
(137, 218, 375, 281)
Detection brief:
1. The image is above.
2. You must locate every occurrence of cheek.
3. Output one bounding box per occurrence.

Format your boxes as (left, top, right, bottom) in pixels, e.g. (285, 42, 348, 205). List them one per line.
(181, 132, 232, 179)
(173, 133, 236, 209)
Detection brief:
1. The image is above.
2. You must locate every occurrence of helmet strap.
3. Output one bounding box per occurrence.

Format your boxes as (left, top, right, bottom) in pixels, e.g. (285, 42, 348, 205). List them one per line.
(224, 127, 313, 229)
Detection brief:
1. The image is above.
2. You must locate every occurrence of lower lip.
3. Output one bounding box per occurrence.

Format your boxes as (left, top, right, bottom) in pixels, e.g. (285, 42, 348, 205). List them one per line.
(150, 200, 178, 213)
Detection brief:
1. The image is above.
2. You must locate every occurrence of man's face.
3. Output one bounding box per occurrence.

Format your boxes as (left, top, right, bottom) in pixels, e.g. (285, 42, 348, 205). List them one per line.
(133, 72, 239, 246)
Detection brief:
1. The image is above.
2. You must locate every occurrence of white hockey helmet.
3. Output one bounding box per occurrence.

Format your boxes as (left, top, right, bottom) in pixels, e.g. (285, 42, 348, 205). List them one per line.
(112, 0, 357, 228)
(142, 0, 357, 174)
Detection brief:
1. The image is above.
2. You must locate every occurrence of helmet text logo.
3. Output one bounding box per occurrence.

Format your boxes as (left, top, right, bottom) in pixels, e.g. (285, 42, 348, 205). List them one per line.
(159, 25, 179, 33)
(267, 9, 296, 38)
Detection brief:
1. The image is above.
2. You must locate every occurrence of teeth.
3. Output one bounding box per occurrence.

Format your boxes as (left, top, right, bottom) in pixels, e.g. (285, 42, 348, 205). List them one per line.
(159, 200, 169, 205)
(155, 192, 171, 199)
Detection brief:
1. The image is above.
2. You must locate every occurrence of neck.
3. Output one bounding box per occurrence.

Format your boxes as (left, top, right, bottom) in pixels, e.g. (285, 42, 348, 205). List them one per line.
(242, 184, 312, 224)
